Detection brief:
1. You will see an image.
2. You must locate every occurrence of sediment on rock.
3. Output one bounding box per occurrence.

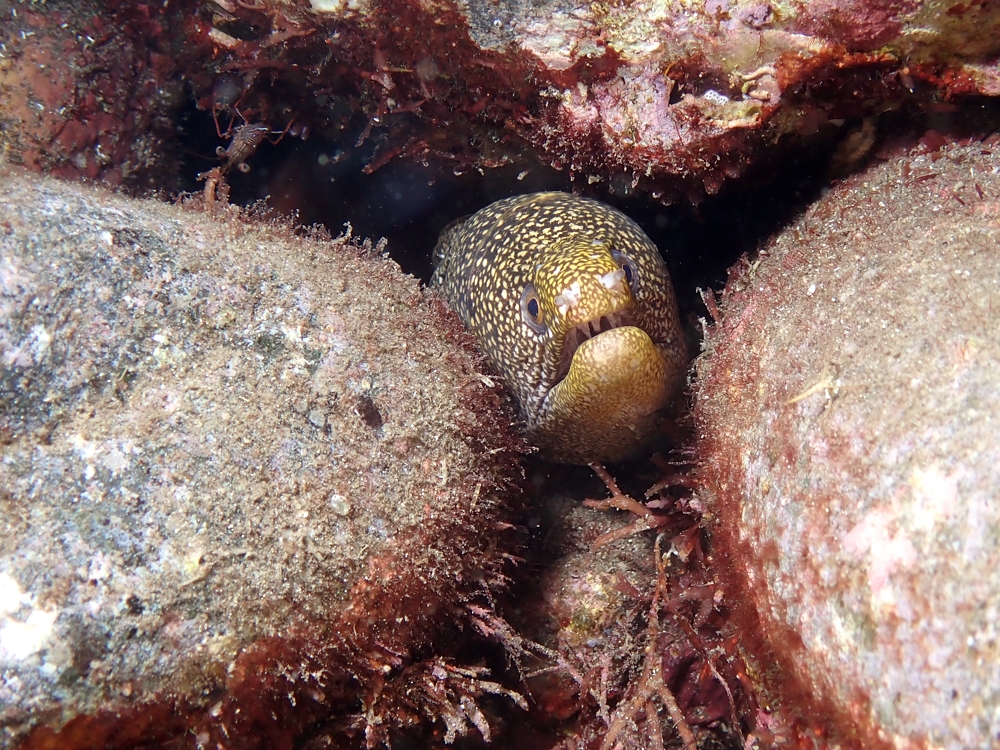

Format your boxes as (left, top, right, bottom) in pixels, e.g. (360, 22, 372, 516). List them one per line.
(0, 167, 525, 749)
(694, 139, 1000, 749)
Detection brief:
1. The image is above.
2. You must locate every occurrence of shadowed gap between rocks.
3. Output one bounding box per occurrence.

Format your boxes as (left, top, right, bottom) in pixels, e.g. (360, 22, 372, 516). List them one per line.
(173, 96, 1000, 330)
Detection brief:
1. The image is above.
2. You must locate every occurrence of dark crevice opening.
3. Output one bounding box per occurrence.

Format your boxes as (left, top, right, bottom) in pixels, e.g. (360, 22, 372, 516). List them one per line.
(175, 99, 832, 325)
(174, 96, 1000, 329)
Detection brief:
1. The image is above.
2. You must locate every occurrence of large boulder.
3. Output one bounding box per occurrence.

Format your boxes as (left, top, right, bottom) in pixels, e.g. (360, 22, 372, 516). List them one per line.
(0, 168, 524, 749)
(695, 140, 1000, 748)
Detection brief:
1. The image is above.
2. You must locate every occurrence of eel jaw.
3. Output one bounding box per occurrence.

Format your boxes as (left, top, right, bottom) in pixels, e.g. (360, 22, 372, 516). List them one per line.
(533, 326, 674, 464)
(553, 310, 637, 384)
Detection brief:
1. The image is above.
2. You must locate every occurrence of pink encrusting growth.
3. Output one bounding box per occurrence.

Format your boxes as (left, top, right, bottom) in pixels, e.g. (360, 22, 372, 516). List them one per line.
(694, 138, 1000, 749)
(7, 1, 1000, 198)
(842, 504, 917, 593)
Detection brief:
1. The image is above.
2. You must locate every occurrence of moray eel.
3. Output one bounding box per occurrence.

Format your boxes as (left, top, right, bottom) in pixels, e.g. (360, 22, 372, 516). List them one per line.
(431, 192, 687, 464)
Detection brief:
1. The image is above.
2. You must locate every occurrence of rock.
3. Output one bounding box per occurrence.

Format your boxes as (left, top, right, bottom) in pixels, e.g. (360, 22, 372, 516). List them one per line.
(0, 168, 524, 749)
(8, 1, 1000, 199)
(173, 0, 1000, 196)
(0, 0, 181, 189)
(694, 140, 1000, 748)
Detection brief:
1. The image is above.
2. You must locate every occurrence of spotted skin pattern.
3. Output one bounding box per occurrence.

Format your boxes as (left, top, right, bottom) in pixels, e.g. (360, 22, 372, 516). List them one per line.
(432, 192, 687, 464)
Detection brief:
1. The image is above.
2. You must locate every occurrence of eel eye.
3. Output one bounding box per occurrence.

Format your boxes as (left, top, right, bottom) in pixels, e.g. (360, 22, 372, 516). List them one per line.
(622, 262, 634, 286)
(612, 249, 639, 294)
(520, 283, 546, 333)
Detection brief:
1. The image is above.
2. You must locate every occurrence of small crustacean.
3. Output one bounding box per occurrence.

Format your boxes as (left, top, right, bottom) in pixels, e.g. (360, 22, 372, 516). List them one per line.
(197, 107, 291, 208)
(212, 106, 290, 175)
(216, 118, 271, 174)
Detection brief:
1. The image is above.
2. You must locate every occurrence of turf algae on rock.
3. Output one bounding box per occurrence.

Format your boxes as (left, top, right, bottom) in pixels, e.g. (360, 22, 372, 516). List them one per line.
(0, 168, 524, 748)
(695, 140, 1000, 749)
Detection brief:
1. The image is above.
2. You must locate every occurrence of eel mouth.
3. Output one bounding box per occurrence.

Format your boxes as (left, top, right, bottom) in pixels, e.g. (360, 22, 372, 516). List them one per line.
(553, 310, 637, 384)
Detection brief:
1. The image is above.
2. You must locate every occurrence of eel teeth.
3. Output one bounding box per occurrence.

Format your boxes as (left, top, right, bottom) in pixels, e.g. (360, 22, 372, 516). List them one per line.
(553, 310, 636, 384)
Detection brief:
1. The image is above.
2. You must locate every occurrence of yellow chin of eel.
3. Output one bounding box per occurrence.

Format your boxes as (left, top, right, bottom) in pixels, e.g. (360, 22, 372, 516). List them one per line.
(531, 326, 673, 464)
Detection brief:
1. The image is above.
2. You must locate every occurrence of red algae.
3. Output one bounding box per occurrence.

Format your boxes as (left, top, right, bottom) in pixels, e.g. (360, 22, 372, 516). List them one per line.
(0, 0, 180, 189)
(168, 0, 1000, 198)
(7, 1, 1000, 199)
(496, 461, 757, 750)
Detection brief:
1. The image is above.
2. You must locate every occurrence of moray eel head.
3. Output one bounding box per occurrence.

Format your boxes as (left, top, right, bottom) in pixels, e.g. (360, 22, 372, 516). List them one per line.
(529, 237, 678, 462)
(431, 192, 687, 464)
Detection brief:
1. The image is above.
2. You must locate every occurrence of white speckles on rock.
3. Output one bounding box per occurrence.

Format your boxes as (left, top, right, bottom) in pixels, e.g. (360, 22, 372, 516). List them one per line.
(0, 574, 60, 663)
(0, 608, 60, 662)
(0, 574, 31, 617)
(0, 167, 522, 747)
(328, 493, 351, 516)
(308, 0, 367, 16)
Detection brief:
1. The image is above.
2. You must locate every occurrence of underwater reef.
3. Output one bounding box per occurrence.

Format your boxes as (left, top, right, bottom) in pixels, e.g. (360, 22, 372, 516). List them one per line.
(4, 0, 1000, 197)
(2, 1, 1000, 749)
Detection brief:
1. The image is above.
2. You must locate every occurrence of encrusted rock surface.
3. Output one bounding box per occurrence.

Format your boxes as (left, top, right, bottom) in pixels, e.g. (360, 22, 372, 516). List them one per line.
(180, 0, 1000, 197)
(0, 168, 524, 748)
(694, 140, 1000, 749)
(0, 0, 180, 188)
(7, 1, 1000, 199)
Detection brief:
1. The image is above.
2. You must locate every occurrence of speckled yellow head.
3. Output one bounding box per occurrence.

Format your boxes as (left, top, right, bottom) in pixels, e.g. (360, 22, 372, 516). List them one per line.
(431, 192, 687, 464)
